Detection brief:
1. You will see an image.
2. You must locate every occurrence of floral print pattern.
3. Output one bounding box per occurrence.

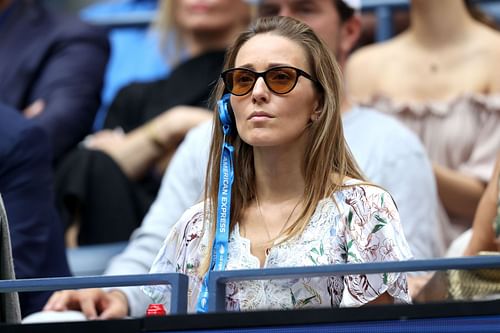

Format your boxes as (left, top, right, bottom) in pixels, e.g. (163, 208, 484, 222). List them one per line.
(143, 181, 413, 312)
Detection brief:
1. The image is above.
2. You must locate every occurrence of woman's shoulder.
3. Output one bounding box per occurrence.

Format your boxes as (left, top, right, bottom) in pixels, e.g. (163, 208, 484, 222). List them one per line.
(322, 179, 396, 213)
(322, 178, 391, 205)
(475, 22, 500, 50)
(346, 34, 407, 101)
(480, 29, 500, 92)
(178, 201, 206, 222)
(341, 178, 391, 196)
(171, 201, 207, 237)
(347, 34, 407, 71)
(326, 180, 404, 238)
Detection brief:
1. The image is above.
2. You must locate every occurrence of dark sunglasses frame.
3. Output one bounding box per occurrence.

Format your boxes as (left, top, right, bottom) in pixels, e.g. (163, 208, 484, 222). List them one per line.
(221, 66, 318, 96)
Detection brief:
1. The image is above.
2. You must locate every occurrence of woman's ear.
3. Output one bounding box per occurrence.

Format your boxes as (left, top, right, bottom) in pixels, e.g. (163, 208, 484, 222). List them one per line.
(310, 108, 321, 122)
(310, 95, 323, 121)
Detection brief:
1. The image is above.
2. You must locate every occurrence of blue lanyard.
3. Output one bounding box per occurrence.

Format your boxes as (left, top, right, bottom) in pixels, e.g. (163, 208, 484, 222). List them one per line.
(196, 114, 234, 313)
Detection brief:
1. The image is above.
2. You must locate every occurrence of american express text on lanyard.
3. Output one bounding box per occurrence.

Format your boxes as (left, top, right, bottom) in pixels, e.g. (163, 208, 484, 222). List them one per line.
(196, 94, 234, 312)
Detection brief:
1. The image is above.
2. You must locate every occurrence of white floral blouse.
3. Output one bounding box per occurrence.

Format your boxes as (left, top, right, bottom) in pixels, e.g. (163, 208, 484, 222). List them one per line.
(142, 181, 413, 312)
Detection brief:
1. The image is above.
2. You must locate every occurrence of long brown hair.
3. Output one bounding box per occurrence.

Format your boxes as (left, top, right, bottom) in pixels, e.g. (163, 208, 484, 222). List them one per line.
(200, 16, 365, 275)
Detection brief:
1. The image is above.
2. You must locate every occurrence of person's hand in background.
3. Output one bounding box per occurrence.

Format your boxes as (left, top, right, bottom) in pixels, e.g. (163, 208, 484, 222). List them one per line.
(43, 288, 129, 320)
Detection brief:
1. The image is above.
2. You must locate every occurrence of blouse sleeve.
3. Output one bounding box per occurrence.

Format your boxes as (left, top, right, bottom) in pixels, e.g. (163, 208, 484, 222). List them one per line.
(141, 202, 205, 311)
(338, 185, 413, 307)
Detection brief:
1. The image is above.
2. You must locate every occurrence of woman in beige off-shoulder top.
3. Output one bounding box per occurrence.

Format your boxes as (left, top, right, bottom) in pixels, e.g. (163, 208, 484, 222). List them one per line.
(346, 0, 500, 249)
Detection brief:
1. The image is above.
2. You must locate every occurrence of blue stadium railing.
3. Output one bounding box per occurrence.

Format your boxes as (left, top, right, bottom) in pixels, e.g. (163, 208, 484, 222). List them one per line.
(207, 256, 500, 312)
(1, 256, 500, 315)
(0, 273, 189, 315)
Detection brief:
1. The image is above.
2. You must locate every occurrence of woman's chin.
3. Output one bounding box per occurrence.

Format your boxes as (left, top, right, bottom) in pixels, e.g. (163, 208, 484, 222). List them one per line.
(240, 135, 276, 147)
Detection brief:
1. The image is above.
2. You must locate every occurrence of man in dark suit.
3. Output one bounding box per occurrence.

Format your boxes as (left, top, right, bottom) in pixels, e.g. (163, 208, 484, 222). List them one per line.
(0, 0, 110, 160)
(0, 102, 71, 317)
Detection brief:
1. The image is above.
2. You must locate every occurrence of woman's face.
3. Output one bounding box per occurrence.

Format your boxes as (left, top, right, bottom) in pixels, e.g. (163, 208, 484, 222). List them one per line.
(230, 33, 320, 148)
(175, 0, 249, 34)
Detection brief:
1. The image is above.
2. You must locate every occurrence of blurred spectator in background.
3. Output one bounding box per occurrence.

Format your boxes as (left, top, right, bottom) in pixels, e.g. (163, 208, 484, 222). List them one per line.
(0, 0, 109, 161)
(411, 153, 500, 301)
(464, 153, 500, 256)
(80, 0, 170, 130)
(346, 0, 500, 251)
(55, 0, 252, 246)
(0, 102, 70, 317)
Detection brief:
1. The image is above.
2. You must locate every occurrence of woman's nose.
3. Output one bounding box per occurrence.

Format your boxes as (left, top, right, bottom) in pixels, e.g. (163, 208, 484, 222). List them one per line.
(251, 77, 270, 103)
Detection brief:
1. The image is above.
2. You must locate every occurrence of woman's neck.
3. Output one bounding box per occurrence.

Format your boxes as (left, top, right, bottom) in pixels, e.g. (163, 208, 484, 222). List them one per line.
(409, 0, 476, 49)
(253, 141, 307, 204)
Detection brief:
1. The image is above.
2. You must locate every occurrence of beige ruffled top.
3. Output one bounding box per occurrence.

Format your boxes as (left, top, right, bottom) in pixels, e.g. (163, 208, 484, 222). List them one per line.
(364, 93, 500, 246)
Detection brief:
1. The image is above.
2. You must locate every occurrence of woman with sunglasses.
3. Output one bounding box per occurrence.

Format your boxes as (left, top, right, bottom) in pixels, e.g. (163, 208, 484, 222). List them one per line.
(143, 16, 412, 313)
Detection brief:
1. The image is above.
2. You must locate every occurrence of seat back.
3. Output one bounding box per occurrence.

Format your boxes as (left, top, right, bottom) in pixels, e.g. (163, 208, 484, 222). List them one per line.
(0, 194, 21, 323)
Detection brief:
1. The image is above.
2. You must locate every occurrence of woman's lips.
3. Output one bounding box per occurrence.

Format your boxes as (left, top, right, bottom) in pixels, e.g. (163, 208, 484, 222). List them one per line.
(189, 4, 211, 13)
(248, 111, 274, 120)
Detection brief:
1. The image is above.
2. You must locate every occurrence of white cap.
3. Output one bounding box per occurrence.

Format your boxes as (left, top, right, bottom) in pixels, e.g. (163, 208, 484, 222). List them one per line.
(342, 0, 362, 11)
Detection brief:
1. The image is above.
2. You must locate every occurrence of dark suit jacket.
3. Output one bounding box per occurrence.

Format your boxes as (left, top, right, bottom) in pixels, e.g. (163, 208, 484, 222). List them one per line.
(0, 195, 21, 324)
(0, 103, 70, 317)
(0, 0, 110, 160)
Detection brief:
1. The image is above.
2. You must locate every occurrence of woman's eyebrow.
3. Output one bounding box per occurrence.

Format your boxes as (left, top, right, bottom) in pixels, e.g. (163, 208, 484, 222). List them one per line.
(235, 62, 292, 70)
(237, 63, 255, 70)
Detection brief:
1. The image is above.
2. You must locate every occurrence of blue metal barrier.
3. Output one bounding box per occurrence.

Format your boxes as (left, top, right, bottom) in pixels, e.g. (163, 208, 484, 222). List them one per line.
(207, 256, 500, 312)
(0, 273, 189, 315)
(1, 257, 500, 315)
(84, 10, 156, 28)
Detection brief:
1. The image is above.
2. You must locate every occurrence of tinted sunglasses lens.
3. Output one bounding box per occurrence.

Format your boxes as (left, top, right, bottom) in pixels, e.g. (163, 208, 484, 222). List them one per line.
(265, 68, 298, 94)
(225, 69, 256, 95)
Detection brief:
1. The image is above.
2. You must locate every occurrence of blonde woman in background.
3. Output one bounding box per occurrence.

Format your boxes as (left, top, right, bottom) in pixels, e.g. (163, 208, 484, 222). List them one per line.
(55, 0, 252, 246)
